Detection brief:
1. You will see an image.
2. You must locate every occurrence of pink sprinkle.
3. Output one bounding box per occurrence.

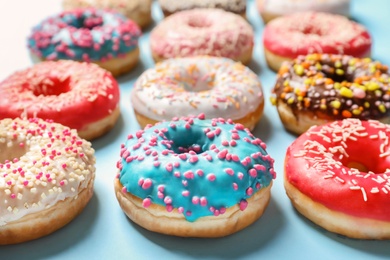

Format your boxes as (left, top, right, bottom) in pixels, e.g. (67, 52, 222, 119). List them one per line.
(215, 128, 221, 136)
(222, 140, 229, 146)
(122, 186, 127, 193)
(233, 183, 238, 190)
(186, 211, 192, 216)
(10, 194, 16, 199)
(225, 168, 234, 175)
(214, 210, 220, 216)
(192, 196, 199, 204)
(166, 204, 173, 212)
(142, 198, 151, 208)
(182, 190, 190, 197)
(200, 197, 208, 206)
(158, 191, 164, 199)
(182, 180, 188, 186)
(142, 178, 152, 189)
(165, 163, 173, 172)
(196, 169, 204, 176)
(205, 154, 213, 161)
(230, 140, 237, 146)
(206, 132, 215, 139)
(184, 171, 194, 179)
(207, 173, 216, 181)
(246, 187, 253, 196)
(254, 164, 266, 171)
(158, 185, 165, 192)
(238, 172, 244, 180)
(235, 124, 245, 130)
(178, 207, 184, 213)
(153, 161, 160, 167)
(189, 155, 198, 163)
(138, 178, 144, 186)
(136, 130, 143, 139)
(179, 154, 187, 160)
(218, 149, 228, 159)
(239, 200, 248, 211)
(231, 154, 240, 162)
(209, 206, 215, 213)
(197, 113, 205, 119)
(256, 182, 261, 189)
(248, 169, 257, 177)
(173, 162, 180, 168)
(164, 196, 172, 204)
(232, 133, 240, 140)
(174, 171, 181, 178)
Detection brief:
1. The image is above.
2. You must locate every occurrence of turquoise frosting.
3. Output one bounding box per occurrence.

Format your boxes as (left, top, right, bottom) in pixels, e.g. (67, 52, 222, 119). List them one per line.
(28, 8, 141, 61)
(117, 117, 276, 222)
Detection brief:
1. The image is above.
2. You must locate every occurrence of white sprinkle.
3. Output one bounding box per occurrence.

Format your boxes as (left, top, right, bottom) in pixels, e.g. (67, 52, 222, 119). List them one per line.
(361, 187, 367, 201)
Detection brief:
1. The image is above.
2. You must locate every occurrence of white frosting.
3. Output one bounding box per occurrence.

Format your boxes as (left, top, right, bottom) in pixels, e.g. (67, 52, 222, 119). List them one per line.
(258, 0, 350, 16)
(131, 56, 263, 121)
(0, 118, 95, 225)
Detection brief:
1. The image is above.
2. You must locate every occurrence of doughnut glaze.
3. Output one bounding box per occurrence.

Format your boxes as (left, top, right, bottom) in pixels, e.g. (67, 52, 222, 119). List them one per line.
(0, 60, 120, 140)
(115, 116, 276, 237)
(271, 54, 390, 134)
(0, 117, 95, 244)
(150, 9, 254, 64)
(285, 119, 390, 238)
(131, 56, 264, 130)
(263, 12, 371, 71)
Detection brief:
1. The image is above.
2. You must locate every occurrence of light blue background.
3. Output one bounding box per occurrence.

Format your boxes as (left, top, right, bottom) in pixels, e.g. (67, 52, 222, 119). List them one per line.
(0, 0, 390, 259)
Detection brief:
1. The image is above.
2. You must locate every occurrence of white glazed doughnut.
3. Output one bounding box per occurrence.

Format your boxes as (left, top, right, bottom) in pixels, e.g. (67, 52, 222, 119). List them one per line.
(0, 118, 95, 244)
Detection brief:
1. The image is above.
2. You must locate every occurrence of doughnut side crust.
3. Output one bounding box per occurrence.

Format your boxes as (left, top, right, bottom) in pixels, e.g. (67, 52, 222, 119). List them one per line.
(284, 173, 390, 239)
(114, 179, 272, 237)
(0, 178, 94, 245)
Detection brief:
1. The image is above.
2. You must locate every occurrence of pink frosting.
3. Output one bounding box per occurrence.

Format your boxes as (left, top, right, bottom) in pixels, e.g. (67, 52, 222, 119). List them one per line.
(150, 9, 253, 60)
(263, 12, 371, 59)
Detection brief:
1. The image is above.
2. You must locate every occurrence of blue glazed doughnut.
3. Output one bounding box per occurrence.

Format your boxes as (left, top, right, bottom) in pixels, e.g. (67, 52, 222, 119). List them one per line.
(114, 115, 276, 237)
(28, 8, 141, 76)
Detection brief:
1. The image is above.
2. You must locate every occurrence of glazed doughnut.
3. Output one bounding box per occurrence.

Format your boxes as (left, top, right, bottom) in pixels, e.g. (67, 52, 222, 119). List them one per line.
(263, 12, 371, 71)
(0, 60, 120, 140)
(131, 56, 264, 130)
(285, 119, 390, 239)
(150, 9, 254, 64)
(158, 0, 247, 18)
(114, 116, 276, 237)
(271, 54, 390, 135)
(0, 117, 95, 245)
(257, 0, 350, 23)
(28, 8, 141, 77)
(63, 0, 153, 29)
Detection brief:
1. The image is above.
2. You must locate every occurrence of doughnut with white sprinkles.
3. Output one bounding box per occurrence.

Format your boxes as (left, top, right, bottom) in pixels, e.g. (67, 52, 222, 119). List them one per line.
(0, 118, 95, 244)
(285, 118, 390, 239)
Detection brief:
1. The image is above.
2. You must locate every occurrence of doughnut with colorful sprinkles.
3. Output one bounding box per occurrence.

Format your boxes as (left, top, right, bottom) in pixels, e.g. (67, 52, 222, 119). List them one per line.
(263, 12, 372, 71)
(150, 9, 254, 64)
(271, 54, 390, 135)
(114, 115, 276, 237)
(0, 60, 121, 140)
(131, 56, 264, 130)
(28, 8, 141, 76)
(0, 117, 95, 245)
(285, 119, 390, 239)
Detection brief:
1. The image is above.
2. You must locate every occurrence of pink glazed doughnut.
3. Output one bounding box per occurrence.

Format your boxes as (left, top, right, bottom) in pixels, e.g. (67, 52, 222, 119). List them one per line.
(263, 12, 372, 71)
(150, 9, 254, 64)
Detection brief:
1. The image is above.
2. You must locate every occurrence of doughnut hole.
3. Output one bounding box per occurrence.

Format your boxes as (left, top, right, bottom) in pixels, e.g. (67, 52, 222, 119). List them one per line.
(175, 69, 215, 93)
(165, 127, 209, 155)
(339, 138, 390, 174)
(67, 14, 103, 30)
(32, 76, 71, 96)
(187, 15, 212, 28)
(0, 139, 29, 164)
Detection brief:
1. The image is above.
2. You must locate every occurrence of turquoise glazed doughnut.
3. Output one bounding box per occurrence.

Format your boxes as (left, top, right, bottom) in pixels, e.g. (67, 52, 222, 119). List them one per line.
(114, 115, 276, 237)
(28, 8, 141, 76)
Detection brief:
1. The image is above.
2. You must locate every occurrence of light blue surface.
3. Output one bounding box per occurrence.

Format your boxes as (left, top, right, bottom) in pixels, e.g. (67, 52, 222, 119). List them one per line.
(1, 0, 390, 259)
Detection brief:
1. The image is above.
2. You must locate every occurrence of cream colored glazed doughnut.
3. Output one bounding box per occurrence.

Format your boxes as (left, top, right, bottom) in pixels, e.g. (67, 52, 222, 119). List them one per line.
(131, 56, 264, 130)
(150, 9, 254, 64)
(257, 0, 350, 23)
(63, 0, 153, 29)
(0, 118, 95, 244)
(158, 0, 247, 17)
